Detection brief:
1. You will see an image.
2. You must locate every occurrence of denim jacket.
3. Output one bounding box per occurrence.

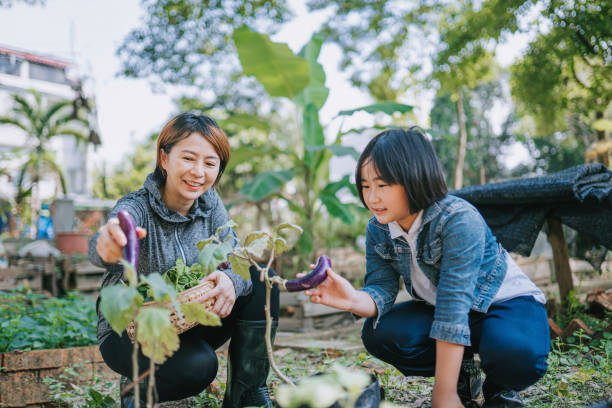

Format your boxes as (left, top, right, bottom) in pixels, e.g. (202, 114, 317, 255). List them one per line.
(361, 194, 507, 346)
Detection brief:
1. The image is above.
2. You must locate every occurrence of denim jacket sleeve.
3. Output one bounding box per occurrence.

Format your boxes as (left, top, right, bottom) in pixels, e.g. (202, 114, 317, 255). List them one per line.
(361, 221, 400, 327)
(430, 205, 485, 346)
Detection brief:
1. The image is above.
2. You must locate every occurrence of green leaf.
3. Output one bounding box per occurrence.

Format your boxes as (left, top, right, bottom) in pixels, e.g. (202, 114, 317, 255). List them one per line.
(215, 219, 237, 236)
(273, 237, 288, 256)
(99, 285, 142, 335)
(199, 242, 231, 275)
(241, 170, 293, 201)
(225, 146, 272, 171)
(119, 259, 137, 287)
(141, 273, 177, 306)
(181, 302, 221, 327)
(277, 195, 306, 217)
(305, 144, 360, 160)
(320, 193, 355, 224)
(135, 307, 179, 364)
(273, 223, 303, 235)
(337, 102, 413, 117)
(321, 175, 353, 196)
(220, 114, 271, 132)
(296, 229, 312, 255)
(295, 34, 329, 109)
(229, 254, 252, 281)
(247, 236, 269, 258)
(233, 27, 310, 99)
(245, 231, 267, 246)
(196, 236, 215, 251)
(303, 104, 325, 169)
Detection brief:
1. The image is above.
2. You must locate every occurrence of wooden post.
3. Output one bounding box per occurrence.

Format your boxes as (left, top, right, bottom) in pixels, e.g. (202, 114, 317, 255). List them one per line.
(547, 218, 574, 303)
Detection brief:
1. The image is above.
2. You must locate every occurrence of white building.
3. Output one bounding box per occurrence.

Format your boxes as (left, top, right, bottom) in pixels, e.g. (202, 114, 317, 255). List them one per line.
(0, 44, 97, 206)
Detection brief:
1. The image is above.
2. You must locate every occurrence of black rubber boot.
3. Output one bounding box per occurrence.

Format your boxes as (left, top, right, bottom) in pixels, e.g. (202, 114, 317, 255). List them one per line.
(483, 382, 524, 408)
(120, 375, 148, 408)
(223, 319, 278, 408)
(457, 357, 483, 407)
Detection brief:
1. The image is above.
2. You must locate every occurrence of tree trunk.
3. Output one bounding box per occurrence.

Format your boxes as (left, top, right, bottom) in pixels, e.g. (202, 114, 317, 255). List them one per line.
(453, 91, 468, 190)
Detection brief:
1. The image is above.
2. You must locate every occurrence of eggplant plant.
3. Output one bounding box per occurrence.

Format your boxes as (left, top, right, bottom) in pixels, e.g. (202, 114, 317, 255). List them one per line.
(99, 210, 314, 405)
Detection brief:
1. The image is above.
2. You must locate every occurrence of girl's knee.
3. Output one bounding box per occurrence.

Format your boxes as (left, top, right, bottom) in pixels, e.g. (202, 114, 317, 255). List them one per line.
(361, 317, 430, 360)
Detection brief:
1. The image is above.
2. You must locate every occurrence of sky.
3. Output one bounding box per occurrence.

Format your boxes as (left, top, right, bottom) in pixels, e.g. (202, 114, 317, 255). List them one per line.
(0, 0, 530, 173)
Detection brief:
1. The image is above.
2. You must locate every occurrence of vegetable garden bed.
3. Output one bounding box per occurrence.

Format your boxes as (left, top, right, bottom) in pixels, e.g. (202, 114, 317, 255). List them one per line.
(0, 345, 118, 407)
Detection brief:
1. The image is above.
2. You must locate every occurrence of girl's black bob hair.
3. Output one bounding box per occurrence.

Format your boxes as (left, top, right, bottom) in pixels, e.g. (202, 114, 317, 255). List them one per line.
(355, 127, 448, 213)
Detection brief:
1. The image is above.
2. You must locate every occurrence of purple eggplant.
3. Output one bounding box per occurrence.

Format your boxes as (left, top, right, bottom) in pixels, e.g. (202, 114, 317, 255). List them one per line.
(117, 209, 139, 271)
(284, 255, 331, 292)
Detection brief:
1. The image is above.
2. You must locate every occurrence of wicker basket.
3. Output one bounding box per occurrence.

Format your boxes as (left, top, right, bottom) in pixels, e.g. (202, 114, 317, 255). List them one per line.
(126, 280, 216, 342)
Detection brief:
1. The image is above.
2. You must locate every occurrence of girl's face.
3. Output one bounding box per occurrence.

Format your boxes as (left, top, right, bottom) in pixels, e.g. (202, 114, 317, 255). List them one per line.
(360, 160, 415, 230)
(160, 132, 220, 214)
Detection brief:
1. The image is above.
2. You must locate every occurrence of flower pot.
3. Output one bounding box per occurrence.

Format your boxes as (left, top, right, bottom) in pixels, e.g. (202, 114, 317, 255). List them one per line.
(54, 232, 89, 256)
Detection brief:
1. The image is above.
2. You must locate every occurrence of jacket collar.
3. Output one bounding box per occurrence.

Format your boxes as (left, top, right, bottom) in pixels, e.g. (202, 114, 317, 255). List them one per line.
(370, 196, 448, 235)
(143, 172, 214, 223)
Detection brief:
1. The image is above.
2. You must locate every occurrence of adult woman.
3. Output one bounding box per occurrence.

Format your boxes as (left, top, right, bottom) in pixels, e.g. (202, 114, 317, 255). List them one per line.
(303, 128, 549, 408)
(89, 113, 279, 407)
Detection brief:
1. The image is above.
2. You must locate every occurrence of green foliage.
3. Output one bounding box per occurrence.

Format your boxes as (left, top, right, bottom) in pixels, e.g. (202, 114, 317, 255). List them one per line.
(430, 84, 516, 186)
(233, 27, 310, 99)
(43, 363, 118, 408)
(0, 90, 92, 222)
(0, 287, 97, 352)
(92, 133, 157, 200)
(440, 0, 612, 142)
(117, 0, 291, 113)
(233, 28, 411, 264)
(161, 258, 205, 293)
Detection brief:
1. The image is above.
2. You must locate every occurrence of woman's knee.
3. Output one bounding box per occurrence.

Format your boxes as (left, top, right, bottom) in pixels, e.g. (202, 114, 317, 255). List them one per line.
(480, 338, 549, 389)
(361, 317, 431, 360)
(157, 348, 218, 401)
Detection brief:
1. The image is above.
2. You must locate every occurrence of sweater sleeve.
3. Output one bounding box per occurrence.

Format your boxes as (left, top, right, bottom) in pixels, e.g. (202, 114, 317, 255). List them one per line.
(88, 195, 146, 275)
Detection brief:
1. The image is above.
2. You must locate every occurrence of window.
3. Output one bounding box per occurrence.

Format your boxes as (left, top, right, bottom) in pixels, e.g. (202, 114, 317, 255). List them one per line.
(29, 62, 68, 84)
(0, 54, 22, 76)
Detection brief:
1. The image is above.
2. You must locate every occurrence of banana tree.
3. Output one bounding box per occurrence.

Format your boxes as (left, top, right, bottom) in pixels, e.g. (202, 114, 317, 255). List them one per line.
(232, 27, 412, 260)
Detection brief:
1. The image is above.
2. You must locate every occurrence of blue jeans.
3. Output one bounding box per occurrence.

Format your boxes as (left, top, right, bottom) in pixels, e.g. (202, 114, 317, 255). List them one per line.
(361, 296, 550, 394)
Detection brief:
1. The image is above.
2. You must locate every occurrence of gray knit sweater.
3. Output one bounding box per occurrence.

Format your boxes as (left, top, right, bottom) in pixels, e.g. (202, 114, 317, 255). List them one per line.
(88, 172, 251, 344)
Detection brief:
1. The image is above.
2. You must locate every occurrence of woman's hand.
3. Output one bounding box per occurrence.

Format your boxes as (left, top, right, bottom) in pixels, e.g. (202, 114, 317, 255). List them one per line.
(302, 267, 357, 311)
(201, 271, 236, 318)
(96, 217, 146, 263)
(431, 387, 464, 408)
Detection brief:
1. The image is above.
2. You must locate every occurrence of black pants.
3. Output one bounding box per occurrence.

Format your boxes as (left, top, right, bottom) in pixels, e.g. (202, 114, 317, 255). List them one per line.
(99, 266, 280, 402)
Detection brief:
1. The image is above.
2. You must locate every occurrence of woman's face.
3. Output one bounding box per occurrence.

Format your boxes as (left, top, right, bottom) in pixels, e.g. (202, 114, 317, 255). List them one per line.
(160, 132, 220, 210)
(360, 160, 414, 230)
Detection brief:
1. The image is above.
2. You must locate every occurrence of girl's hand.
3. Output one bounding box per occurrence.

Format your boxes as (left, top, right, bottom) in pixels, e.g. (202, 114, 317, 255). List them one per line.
(431, 387, 464, 408)
(201, 271, 236, 318)
(302, 266, 356, 311)
(96, 217, 146, 263)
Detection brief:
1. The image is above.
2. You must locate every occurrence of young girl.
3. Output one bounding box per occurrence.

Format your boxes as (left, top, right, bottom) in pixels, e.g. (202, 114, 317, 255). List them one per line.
(89, 113, 279, 407)
(303, 127, 549, 408)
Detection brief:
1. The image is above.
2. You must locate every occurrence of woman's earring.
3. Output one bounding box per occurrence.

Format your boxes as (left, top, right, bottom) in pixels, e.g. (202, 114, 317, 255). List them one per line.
(162, 169, 167, 179)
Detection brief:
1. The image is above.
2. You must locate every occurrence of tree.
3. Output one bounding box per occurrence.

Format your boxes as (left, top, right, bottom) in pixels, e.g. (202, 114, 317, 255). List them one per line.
(430, 80, 515, 187)
(0, 90, 91, 225)
(309, 0, 499, 189)
(438, 0, 612, 165)
(117, 0, 292, 113)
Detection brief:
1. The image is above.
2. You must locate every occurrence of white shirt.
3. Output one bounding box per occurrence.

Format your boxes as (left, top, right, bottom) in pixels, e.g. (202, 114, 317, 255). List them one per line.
(388, 214, 546, 307)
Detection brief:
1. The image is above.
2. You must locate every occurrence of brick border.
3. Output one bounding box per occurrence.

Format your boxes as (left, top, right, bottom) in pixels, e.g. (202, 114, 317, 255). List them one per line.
(0, 346, 118, 407)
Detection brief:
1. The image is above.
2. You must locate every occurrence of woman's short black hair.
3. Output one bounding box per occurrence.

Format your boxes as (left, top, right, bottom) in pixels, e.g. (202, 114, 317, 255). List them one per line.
(355, 126, 448, 213)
